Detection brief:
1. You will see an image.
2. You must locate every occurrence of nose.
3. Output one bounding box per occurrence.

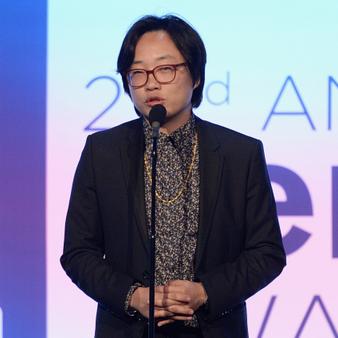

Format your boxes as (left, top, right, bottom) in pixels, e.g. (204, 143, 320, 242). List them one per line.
(145, 72, 160, 90)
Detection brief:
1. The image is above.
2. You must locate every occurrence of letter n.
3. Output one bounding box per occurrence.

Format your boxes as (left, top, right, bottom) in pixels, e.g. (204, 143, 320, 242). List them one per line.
(328, 76, 338, 130)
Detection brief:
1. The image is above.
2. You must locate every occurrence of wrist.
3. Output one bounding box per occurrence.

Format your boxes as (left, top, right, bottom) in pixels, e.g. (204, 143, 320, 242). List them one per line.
(125, 283, 142, 316)
(129, 287, 138, 309)
(198, 282, 208, 305)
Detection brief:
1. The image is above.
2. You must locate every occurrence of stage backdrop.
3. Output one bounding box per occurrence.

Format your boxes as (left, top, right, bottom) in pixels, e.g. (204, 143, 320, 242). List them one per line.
(44, 0, 338, 337)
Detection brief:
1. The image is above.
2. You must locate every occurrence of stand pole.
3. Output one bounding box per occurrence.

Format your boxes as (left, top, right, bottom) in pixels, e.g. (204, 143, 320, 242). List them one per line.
(148, 134, 158, 338)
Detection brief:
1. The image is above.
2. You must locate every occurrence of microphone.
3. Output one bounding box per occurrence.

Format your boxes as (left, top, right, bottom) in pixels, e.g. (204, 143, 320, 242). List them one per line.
(149, 104, 167, 138)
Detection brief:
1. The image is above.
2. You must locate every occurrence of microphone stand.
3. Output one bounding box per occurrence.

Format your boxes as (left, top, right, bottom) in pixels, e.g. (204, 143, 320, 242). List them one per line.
(148, 122, 160, 338)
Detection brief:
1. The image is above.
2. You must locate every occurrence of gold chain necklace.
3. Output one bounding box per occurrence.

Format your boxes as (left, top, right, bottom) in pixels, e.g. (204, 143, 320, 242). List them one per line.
(144, 133, 198, 205)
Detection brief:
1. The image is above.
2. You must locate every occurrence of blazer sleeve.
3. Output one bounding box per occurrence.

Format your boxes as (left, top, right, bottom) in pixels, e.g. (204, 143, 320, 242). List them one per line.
(60, 135, 134, 319)
(198, 140, 286, 322)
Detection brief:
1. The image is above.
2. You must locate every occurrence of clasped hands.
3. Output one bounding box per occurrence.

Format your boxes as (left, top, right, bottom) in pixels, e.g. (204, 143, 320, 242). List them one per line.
(130, 280, 207, 327)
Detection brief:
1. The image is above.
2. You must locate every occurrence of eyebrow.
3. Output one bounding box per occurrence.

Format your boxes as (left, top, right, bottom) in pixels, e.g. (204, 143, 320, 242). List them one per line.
(132, 54, 177, 66)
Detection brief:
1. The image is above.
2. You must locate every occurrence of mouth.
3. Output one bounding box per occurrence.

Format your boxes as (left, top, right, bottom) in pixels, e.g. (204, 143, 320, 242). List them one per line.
(145, 97, 165, 107)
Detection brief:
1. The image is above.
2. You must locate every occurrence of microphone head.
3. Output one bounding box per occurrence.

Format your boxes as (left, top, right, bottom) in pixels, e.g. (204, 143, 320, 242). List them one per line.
(149, 104, 167, 127)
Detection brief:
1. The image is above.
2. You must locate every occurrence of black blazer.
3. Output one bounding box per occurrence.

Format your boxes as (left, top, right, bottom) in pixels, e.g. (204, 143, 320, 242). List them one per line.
(61, 117, 286, 338)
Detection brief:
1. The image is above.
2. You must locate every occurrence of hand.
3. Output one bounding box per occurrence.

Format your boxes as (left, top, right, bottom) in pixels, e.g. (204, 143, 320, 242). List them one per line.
(130, 286, 174, 319)
(156, 280, 208, 327)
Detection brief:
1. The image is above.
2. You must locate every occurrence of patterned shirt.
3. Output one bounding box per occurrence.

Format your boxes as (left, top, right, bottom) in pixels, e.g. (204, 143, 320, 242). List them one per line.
(143, 115, 200, 326)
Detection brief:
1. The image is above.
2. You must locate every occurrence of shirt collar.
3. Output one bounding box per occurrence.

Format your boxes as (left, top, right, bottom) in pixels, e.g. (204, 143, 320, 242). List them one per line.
(143, 114, 196, 146)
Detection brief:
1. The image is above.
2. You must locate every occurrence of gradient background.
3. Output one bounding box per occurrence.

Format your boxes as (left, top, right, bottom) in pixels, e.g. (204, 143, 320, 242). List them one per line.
(0, 2, 46, 338)
(1, 1, 338, 337)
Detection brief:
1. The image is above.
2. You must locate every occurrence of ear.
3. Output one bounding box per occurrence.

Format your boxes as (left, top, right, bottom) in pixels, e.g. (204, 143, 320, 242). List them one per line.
(193, 78, 200, 90)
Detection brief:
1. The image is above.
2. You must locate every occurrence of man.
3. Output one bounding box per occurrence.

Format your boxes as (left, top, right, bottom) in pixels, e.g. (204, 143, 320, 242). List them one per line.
(61, 15, 286, 338)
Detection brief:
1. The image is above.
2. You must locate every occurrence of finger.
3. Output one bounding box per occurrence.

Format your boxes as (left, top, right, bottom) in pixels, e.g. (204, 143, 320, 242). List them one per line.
(172, 315, 194, 320)
(157, 314, 194, 327)
(165, 305, 194, 316)
(157, 319, 174, 327)
(155, 285, 165, 293)
(154, 309, 174, 318)
(150, 288, 173, 305)
(164, 291, 191, 303)
(155, 294, 187, 307)
(164, 315, 193, 321)
(155, 298, 182, 307)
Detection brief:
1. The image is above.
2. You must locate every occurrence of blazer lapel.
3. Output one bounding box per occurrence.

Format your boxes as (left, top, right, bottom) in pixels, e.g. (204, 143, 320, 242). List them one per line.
(195, 119, 223, 271)
(119, 119, 149, 255)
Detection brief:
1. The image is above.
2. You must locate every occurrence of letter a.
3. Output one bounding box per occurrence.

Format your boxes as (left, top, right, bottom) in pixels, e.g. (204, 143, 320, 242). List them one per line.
(262, 76, 315, 130)
(295, 295, 338, 337)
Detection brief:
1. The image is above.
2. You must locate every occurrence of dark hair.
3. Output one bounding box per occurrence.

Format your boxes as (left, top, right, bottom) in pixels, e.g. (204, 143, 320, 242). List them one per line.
(117, 15, 206, 108)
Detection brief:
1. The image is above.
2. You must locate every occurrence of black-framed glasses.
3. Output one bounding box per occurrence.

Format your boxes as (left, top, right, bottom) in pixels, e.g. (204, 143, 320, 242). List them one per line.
(126, 63, 187, 88)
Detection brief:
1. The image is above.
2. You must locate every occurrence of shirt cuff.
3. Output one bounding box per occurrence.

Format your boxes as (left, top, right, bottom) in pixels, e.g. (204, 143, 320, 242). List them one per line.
(124, 283, 142, 316)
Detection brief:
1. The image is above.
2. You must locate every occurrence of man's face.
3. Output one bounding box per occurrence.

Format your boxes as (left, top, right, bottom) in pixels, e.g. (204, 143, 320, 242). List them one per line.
(128, 30, 197, 128)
